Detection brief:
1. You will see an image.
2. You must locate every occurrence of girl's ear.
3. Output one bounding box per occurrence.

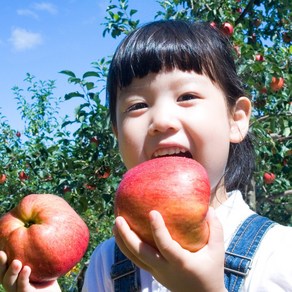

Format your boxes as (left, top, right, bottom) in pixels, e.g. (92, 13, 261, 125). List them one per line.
(229, 96, 251, 143)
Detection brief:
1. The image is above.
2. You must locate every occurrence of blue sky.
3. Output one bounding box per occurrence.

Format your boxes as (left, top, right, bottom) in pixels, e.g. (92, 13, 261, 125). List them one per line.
(0, 0, 160, 131)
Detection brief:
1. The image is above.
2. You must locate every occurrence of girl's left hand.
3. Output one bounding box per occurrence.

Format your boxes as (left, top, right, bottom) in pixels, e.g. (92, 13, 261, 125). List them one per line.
(113, 207, 227, 292)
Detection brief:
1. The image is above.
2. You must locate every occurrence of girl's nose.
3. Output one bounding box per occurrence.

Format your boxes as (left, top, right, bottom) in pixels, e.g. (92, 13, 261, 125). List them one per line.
(148, 108, 180, 135)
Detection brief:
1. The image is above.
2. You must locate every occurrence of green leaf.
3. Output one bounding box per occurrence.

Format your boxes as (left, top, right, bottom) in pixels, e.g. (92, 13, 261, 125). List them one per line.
(59, 70, 76, 78)
(64, 92, 84, 100)
(82, 71, 100, 79)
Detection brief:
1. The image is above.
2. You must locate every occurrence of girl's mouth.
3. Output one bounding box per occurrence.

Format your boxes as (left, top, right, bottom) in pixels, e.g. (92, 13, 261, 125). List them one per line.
(152, 147, 193, 159)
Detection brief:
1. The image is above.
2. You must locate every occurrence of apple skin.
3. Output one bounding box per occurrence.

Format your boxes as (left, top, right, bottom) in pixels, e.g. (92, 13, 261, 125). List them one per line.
(255, 54, 264, 61)
(0, 174, 6, 184)
(114, 156, 211, 252)
(0, 194, 89, 284)
(19, 171, 28, 180)
(221, 22, 234, 36)
(263, 172, 276, 184)
(270, 77, 284, 91)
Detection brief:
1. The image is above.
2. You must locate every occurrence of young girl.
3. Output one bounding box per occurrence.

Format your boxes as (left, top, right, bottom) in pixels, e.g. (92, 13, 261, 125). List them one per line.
(1, 20, 291, 292)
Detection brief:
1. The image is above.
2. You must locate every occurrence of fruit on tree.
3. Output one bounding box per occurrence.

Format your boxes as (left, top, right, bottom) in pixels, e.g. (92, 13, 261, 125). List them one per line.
(19, 171, 28, 180)
(90, 136, 99, 146)
(0, 194, 89, 284)
(263, 172, 276, 184)
(221, 22, 234, 36)
(255, 54, 264, 61)
(63, 185, 71, 193)
(270, 77, 284, 91)
(114, 156, 211, 252)
(16, 131, 21, 138)
(0, 174, 6, 184)
(96, 166, 111, 179)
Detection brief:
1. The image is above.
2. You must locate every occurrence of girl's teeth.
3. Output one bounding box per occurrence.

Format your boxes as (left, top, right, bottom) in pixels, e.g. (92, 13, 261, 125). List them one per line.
(154, 148, 186, 157)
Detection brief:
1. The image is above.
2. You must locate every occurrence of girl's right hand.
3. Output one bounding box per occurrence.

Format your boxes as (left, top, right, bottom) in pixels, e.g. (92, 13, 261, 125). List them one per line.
(0, 251, 61, 292)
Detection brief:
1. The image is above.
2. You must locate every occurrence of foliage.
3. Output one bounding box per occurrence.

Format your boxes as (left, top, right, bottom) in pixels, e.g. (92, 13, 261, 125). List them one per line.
(0, 0, 291, 291)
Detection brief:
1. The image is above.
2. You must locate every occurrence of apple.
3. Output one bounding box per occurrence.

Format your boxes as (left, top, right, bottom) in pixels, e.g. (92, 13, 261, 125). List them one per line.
(221, 22, 234, 36)
(19, 171, 28, 180)
(114, 156, 211, 252)
(90, 136, 99, 146)
(63, 185, 71, 193)
(16, 131, 21, 138)
(96, 166, 111, 179)
(210, 21, 217, 28)
(84, 184, 97, 191)
(0, 174, 6, 184)
(260, 87, 267, 94)
(255, 54, 264, 61)
(263, 172, 276, 184)
(0, 194, 89, 284)
(270, 77, 284, 91)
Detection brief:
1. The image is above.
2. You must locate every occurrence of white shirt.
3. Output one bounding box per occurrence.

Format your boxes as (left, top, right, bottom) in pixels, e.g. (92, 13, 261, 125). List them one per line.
(82, 191, 292, 291)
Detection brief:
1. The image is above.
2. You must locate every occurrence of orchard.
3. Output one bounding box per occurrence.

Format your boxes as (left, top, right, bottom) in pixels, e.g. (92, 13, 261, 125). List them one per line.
(0, 0, 291, 291)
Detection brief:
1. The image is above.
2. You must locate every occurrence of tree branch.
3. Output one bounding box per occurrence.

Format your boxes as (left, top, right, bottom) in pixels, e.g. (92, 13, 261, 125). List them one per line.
(235, 0, 256, 26)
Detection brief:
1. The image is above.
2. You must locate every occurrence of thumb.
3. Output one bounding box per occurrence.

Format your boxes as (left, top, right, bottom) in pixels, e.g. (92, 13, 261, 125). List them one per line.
(206, 207, 224, 250)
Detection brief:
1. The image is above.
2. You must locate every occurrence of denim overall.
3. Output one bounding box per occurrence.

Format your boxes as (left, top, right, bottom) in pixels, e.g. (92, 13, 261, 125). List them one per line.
(111, 214, 276, 292)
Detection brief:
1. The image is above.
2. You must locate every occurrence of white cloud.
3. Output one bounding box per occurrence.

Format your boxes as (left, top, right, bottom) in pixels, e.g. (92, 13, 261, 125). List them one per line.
(9, 28, 43, 51)
(17, 9, 39, 19)
(33, 2, 58, 15)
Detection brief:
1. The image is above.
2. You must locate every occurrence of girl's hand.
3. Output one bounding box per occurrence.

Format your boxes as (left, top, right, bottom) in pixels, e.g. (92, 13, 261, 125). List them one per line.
(0, 251, 61, 292)
(113, 207, 227, 292)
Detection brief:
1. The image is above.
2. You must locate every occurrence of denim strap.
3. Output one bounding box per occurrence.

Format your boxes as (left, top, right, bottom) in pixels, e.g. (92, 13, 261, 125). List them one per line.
(224, 214, 276, 291)
(111, 243, 141, 292)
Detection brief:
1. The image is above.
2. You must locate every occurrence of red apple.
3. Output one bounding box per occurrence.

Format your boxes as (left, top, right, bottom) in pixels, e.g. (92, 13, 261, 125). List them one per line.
(221, 22, 234, 36)
(263, 172, 276, 184)
(0, 174, 6, 184)
(96, 167, 111, 179)
(114, 156, 211, 252)
(19, 171, 28, 180)
(90, 136, 99, 146)
(210, 21, 217, 28)
(84, 184, 97, 191)
(270, 77, 284, 91)
(255, 54, 264, 61)
(0, 194, 89, 284)
(63, 185, 71, 193)
(16, 131, 21, 138)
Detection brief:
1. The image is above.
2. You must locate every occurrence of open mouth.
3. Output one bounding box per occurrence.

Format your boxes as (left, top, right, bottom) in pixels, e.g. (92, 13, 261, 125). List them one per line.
(152, 148, 193, 159)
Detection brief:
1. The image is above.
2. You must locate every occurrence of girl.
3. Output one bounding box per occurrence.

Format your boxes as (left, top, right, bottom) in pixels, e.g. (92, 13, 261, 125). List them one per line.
(1, 20, 291, 292)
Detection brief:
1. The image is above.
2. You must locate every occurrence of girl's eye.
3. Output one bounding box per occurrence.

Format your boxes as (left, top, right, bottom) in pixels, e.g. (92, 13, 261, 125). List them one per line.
(126, 102, 148, 112)
(177, 94, 198, 102)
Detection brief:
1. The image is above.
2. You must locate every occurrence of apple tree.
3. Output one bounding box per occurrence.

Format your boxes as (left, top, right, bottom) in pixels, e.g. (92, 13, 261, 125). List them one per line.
(0, 0, 291, 291)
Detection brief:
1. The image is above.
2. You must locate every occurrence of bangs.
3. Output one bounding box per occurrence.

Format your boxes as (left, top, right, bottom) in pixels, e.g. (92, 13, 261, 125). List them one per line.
(112, 20, 220, 88)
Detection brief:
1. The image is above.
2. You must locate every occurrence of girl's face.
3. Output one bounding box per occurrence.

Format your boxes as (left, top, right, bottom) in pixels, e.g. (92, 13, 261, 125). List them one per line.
(115, 69, 249, 194)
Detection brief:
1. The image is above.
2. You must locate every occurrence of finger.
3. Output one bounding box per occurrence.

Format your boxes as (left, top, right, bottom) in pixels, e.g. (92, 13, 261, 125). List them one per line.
(149, 210, 186, 262)
(206, 207, 224, 251)
(0, 251, 8, 282)
(2, 259, 22, 291)
(17, 265, 32, 291)
(114, 216, 160, 271)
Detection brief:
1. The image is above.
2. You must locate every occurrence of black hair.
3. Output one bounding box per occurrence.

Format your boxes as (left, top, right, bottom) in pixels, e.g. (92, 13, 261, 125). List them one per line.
(106, 20, 255, 194)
